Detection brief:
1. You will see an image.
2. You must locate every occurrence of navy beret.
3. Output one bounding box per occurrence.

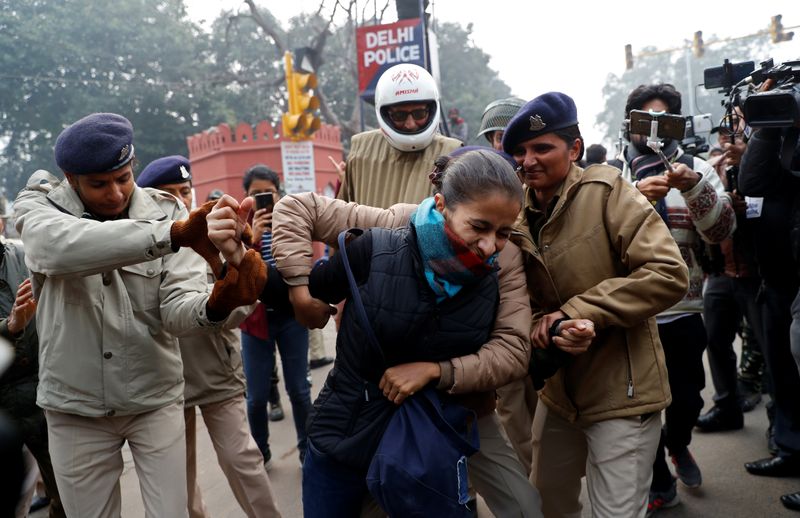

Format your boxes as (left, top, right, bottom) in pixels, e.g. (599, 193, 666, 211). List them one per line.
(449, 145, 517, 169)
(137, 155, 192, 188)
(502, 92, 579, 154)
(54, 113, 135, 174)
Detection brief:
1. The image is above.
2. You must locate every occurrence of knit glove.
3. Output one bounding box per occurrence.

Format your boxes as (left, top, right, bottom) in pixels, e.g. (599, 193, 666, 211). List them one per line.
(206, 249, 266, 320)
(171, 200, 254, 278)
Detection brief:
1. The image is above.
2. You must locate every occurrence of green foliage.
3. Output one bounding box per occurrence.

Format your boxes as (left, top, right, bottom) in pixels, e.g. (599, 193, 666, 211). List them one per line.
(0, 0, 511, 199)
(0, 0, 218, 197)
(436, 22, 512, 144)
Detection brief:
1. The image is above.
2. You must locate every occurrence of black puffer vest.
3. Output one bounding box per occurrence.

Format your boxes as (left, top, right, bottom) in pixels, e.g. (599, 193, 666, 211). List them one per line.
(308, 226, 499, 471)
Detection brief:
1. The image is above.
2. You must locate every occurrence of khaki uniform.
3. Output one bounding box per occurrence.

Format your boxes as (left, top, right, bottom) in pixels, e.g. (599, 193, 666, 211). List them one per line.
(338, 130, 462, 208)
(181, 284, 281, 518)
(513, 164, 689, 517)
(14, 170, 239, 518)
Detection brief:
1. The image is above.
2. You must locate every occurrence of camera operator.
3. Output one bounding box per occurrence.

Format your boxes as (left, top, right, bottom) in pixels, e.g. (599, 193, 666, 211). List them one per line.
(613, 83, 736, 513)
(697, 110, 767, 434)
(738, 81, 800, 511)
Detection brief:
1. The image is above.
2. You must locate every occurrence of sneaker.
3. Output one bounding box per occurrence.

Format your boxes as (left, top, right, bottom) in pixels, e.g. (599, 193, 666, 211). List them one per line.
(671, 448, 702, 488)
(647, 478, 680, 516)
(29, 496, 51, 513)
(269, 402, 284, 422)
(263, 448, 273, 471)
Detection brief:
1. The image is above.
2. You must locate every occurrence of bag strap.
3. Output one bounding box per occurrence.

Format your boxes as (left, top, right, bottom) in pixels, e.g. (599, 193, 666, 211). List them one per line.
(337, 229, 385, 362)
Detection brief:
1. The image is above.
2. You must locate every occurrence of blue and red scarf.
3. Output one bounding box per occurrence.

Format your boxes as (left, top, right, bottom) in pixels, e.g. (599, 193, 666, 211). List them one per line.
(409, 197, 498, 303)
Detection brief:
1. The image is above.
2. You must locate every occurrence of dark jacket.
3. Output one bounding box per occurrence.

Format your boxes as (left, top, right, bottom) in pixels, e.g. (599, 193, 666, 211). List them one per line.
(739, 128, 800, 287)
(305, 226, 499, 471)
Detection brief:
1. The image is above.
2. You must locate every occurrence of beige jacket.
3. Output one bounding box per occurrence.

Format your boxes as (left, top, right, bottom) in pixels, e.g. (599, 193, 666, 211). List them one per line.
(515, 164, 689, 425)
(271, 192, 531, 397)
(14, 170, 236, 417)
(338, 130, 462, 208)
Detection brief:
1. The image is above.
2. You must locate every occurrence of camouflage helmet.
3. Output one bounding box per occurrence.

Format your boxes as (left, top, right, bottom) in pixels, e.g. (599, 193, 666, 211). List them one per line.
(477, 97, 526, 142)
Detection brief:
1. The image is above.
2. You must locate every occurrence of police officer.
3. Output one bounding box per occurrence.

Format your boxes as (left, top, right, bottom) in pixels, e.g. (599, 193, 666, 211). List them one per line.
(477, 97, 525, 151)
(136, 156, 280, 518)
(502, 92, 689, 517)
(13, 113, 265, 518)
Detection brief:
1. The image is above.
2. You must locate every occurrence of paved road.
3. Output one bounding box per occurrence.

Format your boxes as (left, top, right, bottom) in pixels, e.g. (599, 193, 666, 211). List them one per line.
(31, 324, 800, 517)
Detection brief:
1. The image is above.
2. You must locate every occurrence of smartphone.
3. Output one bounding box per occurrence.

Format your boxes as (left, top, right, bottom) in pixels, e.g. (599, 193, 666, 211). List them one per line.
(254, 192, 274, 212)
(703, 61, 754, 90)
(628, 110, 687, 141)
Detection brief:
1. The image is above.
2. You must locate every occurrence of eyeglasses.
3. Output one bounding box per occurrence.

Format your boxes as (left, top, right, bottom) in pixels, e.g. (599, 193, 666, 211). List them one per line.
(388, 108, 429, 123)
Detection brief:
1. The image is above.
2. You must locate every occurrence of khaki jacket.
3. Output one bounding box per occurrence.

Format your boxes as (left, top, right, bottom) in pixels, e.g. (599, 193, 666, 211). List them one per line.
(272, 192, 531, 397)
(516, 164, 689, 425)
(14, 171, 236, 417)
(338, 130, 462, 208)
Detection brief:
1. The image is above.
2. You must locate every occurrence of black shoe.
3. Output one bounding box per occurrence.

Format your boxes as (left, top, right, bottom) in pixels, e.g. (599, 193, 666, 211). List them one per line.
(696, 406, 743, 432)
(739, 391, 762, 413)
(29, 496, 51, 513)
(309, 356, 334, 369)
(781, 492, 800, 512)
(745, 456, 800, 477)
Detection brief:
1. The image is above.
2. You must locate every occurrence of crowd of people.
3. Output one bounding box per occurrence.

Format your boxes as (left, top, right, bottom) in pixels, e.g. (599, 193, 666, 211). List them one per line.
(1, 58, 800, 518)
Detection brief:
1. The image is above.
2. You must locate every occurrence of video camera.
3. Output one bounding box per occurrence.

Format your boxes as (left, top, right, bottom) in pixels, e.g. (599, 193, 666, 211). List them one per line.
(743, 59, 800, 128)
(704, 58, 800, 129)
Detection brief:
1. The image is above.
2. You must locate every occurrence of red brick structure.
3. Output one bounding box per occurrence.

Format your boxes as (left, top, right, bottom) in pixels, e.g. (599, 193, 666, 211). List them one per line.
(186, 121, 344, 202)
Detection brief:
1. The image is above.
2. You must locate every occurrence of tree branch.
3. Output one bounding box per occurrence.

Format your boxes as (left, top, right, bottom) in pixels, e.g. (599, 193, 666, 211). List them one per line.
(243, 0, 286, 54)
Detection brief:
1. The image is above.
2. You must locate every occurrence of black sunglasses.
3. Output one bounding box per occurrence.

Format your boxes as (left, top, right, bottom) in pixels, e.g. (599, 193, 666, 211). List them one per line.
(388, 108, 429, 123)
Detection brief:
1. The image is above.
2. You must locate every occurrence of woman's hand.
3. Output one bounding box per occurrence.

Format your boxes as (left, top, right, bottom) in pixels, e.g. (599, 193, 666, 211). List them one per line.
(379, 362, 441, 405)
(552, 319, 596, 356)
(288, 286, 337, 329)
(207, 195, 252, 268)
(7, 279, 37, 335)
(531, 310, 567, 349)
(251, 208, 273, 240)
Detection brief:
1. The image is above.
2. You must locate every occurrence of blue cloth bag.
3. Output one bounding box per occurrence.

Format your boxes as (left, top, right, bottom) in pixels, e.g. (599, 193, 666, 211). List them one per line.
(337, 230, 481, 517)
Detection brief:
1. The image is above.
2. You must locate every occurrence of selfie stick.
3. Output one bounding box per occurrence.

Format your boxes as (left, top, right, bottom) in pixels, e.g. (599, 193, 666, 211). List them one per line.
(646, 119, 675, 174)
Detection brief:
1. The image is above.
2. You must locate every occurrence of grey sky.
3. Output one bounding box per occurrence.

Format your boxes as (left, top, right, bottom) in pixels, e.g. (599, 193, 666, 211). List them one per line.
(187, 1, 799, 148)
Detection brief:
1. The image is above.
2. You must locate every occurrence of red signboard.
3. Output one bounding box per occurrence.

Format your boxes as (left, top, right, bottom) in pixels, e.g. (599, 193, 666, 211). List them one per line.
(356, 18, 426, 99)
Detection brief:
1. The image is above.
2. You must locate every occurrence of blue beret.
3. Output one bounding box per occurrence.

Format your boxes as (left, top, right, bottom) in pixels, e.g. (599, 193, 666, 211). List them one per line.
(137, 155, 192, 188)
(502, 92, 579, 154)
(54, 113, 135, 174)
(449, 145, 517, 170)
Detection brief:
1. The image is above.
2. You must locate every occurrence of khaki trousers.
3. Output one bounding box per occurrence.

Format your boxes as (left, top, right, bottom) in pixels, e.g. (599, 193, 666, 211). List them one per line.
(495, 376, 538, 475)
(470, 413, 543, 518)
(45, 401, 188, 518)
(185, 395, 281, 518)
(530, 404, 661, 518)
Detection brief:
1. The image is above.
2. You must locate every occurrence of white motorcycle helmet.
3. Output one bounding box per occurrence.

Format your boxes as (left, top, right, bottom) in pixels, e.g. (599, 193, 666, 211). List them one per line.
(374, 63, 440, 152)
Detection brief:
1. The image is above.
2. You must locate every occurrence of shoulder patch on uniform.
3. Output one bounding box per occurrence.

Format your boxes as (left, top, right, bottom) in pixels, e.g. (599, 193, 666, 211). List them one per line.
(581, 164, 621, 186)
